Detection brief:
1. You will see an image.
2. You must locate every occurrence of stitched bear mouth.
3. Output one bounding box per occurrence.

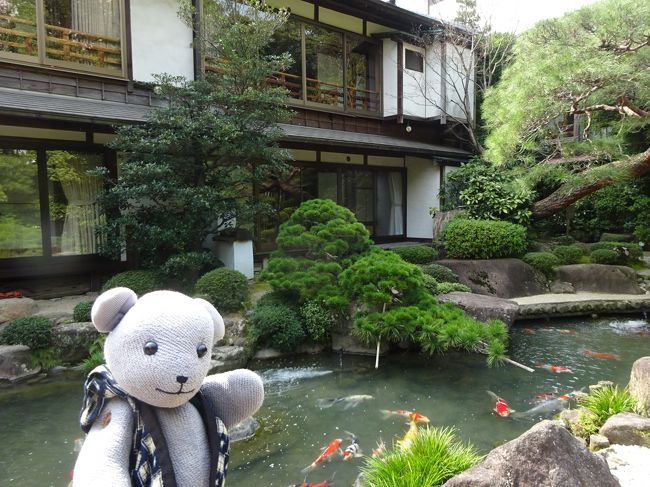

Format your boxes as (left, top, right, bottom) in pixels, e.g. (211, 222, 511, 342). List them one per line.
(155, 385, 196, 395)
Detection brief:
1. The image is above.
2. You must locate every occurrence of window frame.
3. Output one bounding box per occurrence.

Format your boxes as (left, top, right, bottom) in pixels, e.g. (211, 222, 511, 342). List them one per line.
(0, 0, 128, 78)
(404, 48, 424, 73)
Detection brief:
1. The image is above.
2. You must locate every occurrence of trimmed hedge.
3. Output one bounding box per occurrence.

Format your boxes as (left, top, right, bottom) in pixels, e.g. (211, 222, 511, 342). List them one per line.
(420, 263, 459, 283)
(590, 242, 643, 262)
(102, 270, 164, 296)
(249, 303, 305, 352)
(434, 282, 471, 295)
(0, 316, 52, 350)
(73, 301, 94, 322)
(390, 245, 438, 264)
(195, 268, 249, 312)
(443, 218, 527, 259)
(590, 249, 620, 265)
(552, 245, 583, 265)
(523, 252, 561, 278)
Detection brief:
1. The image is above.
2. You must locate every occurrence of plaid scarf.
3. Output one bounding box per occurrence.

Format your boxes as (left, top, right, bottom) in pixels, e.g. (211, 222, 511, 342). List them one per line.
(80, 365, 229, 487)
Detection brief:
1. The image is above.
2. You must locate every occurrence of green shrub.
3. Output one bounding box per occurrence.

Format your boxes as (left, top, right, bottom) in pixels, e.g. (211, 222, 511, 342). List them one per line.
(577, 386, 639, 438)
(433, 282, 471, 295)
(160, 251, 222, 290)
(194, 268, 249, 312)
(590, 249, 622, 265)
(523, 252, 561, 278)
(443, 218, 527, 259)
(300, 301, 336, 343)
(31, 348, 62, 369)
(249, 303, 305, 351)
(1, 316, 52, 350)
(73, 301, 94, 322)
(590, 242, 643, 262)
(634, 225, 650, 243)
(552, 245, 583, 265)
(391, 245, 438, 264)
(422, 274, 439, 295)
(255, 290, 299, 309)
(360, 426, 482, 487)
(81, 335, 106, 373)
(102, 270, 164, 296)
(420, 264, 459, 283)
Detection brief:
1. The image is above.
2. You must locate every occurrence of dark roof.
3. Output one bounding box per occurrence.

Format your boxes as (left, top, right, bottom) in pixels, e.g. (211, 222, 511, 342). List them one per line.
(279, 123, 470, 159)
(0, 87, 151, 124)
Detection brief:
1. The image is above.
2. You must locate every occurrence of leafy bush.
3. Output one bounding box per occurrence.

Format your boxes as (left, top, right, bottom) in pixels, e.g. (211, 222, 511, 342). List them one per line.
(160, 251, 222, 290)
(523, 252, 561, 278)
(102, 270, 164, 296)
(391, 245, 438, 264)
(634, 225, 650, 243)
(73, 301, 94, 322)
(552, 245, 583, 265)
(31, 348, 62, 369)
(194, 268, 249, 312)
(577, 386, 639, 437)
(590, 241, 643, 262)
(249, 303, 305, 351)
(420, 264, 459, 283)
(81, 335, 106, 373)
(433, 282, 472, 295)
(360, 426, 482, 487)
(300, 301, 336, 343)
(443, 218, 527, 259)
(1, 316, 52, 350)
(590, 249, 621, 265)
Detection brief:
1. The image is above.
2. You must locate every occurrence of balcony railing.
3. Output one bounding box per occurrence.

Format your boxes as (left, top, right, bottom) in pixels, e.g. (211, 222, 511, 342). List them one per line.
(0, 14, 122, 70)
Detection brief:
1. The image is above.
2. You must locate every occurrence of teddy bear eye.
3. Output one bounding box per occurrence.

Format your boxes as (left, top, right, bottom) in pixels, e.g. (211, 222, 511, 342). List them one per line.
(197, 344, 208, 358)
(144, 341, 158, 355)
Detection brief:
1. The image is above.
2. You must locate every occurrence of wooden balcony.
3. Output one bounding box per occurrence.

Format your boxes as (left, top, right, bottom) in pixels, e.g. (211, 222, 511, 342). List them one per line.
(0, 14, 122, 70)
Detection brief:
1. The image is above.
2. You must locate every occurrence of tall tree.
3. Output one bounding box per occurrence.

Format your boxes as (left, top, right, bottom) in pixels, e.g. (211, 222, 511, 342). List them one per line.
(483, 0, 650, 219)
(98, 0, 293, 266)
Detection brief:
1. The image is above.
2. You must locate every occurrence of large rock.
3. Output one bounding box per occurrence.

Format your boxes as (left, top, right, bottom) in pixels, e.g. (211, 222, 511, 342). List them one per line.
(629, 356, 650, 416)
(597, 444, 650, 487)
(210, 345, 249, 372)
(437, 259, 549, 298)
(437, 292, 519, 328)
(556, 264, 644, 294)
(0, 298, 37, 324)
(599, 412, 650, 447)
(0, 344, 40, 382)
(331, 316, 387, 355)
(50, 322, 99, 364)
(443, 421, 619, 487)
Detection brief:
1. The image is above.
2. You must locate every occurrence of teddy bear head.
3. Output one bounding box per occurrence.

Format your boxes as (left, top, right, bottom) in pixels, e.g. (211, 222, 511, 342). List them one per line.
(91, 287, 225, 409)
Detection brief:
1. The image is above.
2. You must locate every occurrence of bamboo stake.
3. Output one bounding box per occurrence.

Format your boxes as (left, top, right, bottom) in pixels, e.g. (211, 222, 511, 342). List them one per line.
(375, 339, 381, 369)
(503, 357, 535, 373)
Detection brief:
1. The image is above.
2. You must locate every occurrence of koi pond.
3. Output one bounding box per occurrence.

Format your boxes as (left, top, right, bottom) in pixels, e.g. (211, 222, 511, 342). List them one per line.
(1, 314, 649, 486)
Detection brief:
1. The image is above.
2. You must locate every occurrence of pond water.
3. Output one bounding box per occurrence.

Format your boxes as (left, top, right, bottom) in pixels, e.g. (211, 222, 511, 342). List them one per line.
(1, 314, 649, 487)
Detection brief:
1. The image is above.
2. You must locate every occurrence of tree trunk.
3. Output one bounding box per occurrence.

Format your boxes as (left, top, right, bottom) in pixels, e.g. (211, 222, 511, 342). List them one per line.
(531, 147, 650, 219)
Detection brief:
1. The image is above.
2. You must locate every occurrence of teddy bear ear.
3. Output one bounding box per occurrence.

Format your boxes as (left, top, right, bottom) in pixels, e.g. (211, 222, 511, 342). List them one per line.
(91, 287, 138, 333)
(194, 298, 225, 344)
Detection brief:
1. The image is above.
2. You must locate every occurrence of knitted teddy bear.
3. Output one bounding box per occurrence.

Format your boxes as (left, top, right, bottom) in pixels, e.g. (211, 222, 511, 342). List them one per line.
(72, 287, 264, 487)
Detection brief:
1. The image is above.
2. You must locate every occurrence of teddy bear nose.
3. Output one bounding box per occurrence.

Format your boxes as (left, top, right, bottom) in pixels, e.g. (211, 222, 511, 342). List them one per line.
(176, 375, 189, 384)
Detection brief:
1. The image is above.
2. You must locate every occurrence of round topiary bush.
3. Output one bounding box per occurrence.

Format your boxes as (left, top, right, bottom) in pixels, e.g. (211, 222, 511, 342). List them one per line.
(73, 301, 94, 322)
(523, 252, 561, 278)
(589, 242, 642, 263)
(102, 270, 164, 296)
(194, 268, 249, 312)
(0, 316, 52, 350)
(250, 303, 305, 351)
(420, 263, 459, 283)
(552, 245, 583, 265)
(442, 218, 527, 259)
(590, 249, 621, 265)
(390, 245, 438, 264)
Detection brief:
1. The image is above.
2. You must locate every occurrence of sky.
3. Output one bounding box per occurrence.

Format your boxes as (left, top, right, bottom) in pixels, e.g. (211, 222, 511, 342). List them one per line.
(393, 0, 602, 33)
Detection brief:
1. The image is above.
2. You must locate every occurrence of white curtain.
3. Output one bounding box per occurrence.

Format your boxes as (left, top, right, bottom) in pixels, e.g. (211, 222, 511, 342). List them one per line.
(388, 172, 404, 235)
(71, 0, 121, 38)
(60, 160, 104, 255)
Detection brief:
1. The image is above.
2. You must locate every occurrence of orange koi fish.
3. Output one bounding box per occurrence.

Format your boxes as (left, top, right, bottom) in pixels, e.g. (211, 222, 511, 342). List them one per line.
(532, 392, 556, 402)
(558, 329, 577, 334)
(301, 439, 342, 473)
(380, 409, 430, 423)
(522, 328, 536, 334)
(535, 363, 573, 373)
(486, 390, 513, 417)
(580, 349, 621, 361)
(288, 473, 336, 487)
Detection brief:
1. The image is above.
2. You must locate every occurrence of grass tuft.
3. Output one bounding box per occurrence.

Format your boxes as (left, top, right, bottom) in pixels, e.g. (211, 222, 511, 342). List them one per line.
(577, 385, 640, 437)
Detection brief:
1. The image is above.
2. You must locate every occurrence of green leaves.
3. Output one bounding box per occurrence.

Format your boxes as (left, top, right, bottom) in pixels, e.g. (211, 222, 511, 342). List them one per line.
(442, 218, 528, 259)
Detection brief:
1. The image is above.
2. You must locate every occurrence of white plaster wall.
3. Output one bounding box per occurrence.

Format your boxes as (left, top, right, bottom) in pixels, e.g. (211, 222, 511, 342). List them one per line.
(424, 42, 443, 119)
(445, 43, 474, 121)
(215, 241, 254, 279)
(130, 0, 195, 83)
(402, 43, 426, 118)
(406, 157, 440, 239)
(382, 39, 398, 117)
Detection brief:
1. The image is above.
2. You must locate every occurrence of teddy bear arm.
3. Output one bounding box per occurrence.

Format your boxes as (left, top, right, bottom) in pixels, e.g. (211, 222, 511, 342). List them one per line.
(201, 369, 264, 429)
(73, 398, 134, 487)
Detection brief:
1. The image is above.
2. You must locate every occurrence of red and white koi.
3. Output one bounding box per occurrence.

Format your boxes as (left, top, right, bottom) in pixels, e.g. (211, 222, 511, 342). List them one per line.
(486, 390, 514, 417)
(342, 431, 363, 461)
(535, 363, 573, 373)
(301, 438, 343, 474)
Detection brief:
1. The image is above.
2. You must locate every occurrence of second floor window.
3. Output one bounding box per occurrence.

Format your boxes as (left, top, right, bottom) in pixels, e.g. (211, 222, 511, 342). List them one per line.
(267, 18, 380, 113)
(0, 0, 125, 76)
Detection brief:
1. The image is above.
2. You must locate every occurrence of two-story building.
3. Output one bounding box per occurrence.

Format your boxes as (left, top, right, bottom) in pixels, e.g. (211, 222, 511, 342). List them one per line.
(0, 0, 473, 294)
